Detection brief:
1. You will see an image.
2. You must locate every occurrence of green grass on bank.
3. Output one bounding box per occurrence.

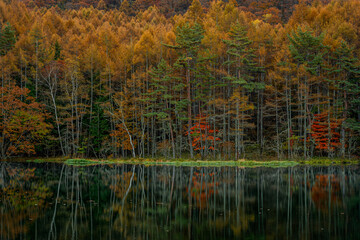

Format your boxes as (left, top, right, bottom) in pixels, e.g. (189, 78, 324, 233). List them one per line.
(107, 159, 300, 168)
(298, 157, 360, 166)
(23, 157, 360, 168)
(64, 159, 104, 166)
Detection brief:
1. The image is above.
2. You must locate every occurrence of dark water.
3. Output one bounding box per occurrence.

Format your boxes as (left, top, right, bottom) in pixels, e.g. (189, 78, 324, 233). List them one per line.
(0, 162, 360, 240)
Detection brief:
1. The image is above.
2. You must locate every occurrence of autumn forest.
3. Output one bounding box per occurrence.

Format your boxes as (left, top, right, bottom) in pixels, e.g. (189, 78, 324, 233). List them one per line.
(0, 0, 359, 160)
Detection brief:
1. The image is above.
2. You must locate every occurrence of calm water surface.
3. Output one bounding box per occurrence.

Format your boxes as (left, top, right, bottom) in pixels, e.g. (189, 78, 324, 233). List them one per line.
(0, 162, 360, 240)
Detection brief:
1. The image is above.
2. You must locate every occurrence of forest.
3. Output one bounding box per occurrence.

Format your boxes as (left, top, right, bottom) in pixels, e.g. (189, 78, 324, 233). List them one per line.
(0, 0, 359, 160)
(21, 0, 305, 19)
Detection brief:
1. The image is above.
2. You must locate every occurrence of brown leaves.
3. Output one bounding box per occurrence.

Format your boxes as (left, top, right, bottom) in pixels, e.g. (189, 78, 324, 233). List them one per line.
(0, 84, 52, 158)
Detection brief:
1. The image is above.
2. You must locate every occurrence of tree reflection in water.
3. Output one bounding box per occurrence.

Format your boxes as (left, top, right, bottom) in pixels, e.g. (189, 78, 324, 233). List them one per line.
(1, 163, 360, 239)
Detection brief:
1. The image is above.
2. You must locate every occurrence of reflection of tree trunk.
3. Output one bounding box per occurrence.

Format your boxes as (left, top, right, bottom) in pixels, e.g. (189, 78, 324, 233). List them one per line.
(89, 178, 93, 240)
(276, 169, 279, 239)
(121, 166, 136, 215)
(199, 168, 204, 212)
(286, 168, 292, 238)
(48, 165, 65, 240)
(72, 171, 80, 240)
(304, 167, 308, 237)
(261, 174, 264, 232)
(257, 171, 260, 231)
(169, 166, 175, 209)
(213, 167, 217, 222)
(223, 171, 226, 222)
(327, 170, 332, 237)
(108, 166, 119, 239)
(188, 167, 193, 240)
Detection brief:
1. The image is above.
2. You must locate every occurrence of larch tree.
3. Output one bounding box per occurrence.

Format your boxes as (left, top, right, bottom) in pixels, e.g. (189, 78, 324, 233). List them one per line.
(0, 0, 359, 160)
(29, 22, 44, 98)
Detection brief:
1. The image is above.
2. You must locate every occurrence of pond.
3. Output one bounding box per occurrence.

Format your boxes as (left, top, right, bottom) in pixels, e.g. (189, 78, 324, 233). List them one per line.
(0, 162, 359, 240)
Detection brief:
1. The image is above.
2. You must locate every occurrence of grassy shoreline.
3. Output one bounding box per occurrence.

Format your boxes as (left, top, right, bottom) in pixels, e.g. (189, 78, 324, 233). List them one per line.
(18, 157, 360, 167)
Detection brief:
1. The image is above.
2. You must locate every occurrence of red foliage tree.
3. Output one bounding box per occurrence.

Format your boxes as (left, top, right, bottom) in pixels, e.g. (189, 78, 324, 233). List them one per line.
(311, 112, 342, 152)
(188, 115, 220, 152)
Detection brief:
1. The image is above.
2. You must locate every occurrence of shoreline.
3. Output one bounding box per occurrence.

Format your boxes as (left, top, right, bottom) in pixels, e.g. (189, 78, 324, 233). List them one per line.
(8, 157, 359, 167)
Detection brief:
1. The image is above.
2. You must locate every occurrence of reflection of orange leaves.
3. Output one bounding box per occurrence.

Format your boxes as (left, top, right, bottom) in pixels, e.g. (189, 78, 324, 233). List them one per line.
(311, 174, 341, 212)
(1, 211, 32, 238)
(5, 168, 35, 184)
(1, 166, 51, 239)
(187, 171, 218, 209)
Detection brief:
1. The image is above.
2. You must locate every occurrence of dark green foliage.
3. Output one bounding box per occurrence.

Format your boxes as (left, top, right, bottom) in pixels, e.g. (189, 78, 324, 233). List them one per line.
(173, 22, 204, 52)
(0, 22, 16, 56)
(53, 40, 62, 60)
(88, 104, 110, 156)
(144, 59, 173, 120)
(288, 27, 327, 75)
(165, 21, 207, 116)
(167, 22, 205, 69)
(223, 22, 264, 90)
(193, 54, 215, 102)
(330, 41, 360, 132)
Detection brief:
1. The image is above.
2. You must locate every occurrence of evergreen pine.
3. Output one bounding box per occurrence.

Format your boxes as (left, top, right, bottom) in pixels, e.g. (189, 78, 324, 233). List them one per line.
(0, 23, 16, 56)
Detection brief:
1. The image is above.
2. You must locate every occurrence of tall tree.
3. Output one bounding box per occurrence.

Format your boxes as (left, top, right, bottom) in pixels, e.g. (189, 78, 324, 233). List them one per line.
(223, 22, 261, 159)
(329, 41, 360, 157)
(166, 22, 204, 158)
(288, 27, 327, 159)
(144, 59, 176, 158)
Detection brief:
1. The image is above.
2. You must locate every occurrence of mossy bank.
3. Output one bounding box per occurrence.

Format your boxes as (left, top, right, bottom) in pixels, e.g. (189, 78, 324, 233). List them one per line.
(23, 157, 360, 167)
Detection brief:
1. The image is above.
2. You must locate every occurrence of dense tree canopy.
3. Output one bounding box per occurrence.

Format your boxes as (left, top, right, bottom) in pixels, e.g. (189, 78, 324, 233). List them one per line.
(0, 0, 359, 159)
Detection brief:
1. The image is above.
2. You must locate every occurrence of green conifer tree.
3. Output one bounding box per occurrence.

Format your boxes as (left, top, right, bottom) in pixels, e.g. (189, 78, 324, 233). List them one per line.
(223, 22, 263, 158)
(330, 41, 360, 156)
(288, 27, 327, 158)
(0, 23, 16, 56)
(165, 22, 205, 158)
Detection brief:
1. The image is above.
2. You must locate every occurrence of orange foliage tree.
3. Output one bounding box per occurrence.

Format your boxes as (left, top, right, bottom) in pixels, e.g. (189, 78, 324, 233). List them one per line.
(0, 84, 51, 158)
